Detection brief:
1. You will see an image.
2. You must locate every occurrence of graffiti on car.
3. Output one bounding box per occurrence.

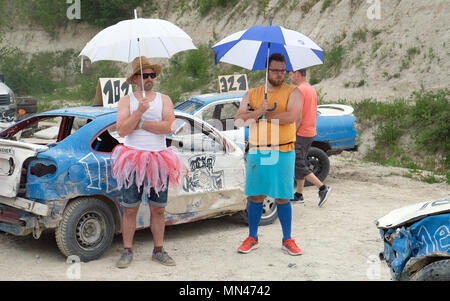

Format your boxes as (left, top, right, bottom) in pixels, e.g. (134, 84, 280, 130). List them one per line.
(78, 152, 119, 192)
(183, 154, 224, 193)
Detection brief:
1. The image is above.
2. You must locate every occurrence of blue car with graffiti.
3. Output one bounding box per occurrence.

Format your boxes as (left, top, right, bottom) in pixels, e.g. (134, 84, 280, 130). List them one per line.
(0, 106, 248, 261)
(175, 92, 358, 185)
(376, 197, 450, 280)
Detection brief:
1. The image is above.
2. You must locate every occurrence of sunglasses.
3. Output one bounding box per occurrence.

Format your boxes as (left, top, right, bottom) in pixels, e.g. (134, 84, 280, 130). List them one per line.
(268, 68, 286, 74)
(136, 72, 157, 79)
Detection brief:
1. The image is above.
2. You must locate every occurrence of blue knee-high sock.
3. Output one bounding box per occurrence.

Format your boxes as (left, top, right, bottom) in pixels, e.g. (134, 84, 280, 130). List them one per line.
(277, 202, 292, 242)
(248, 200, 263, 240)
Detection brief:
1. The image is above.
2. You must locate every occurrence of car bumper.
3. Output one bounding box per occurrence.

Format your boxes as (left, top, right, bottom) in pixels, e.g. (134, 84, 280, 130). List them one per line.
(0, 196, 52, 237)
(0, 203, 37, 236)
(0, 195, 52, 216)
(0, 105, 17, 123)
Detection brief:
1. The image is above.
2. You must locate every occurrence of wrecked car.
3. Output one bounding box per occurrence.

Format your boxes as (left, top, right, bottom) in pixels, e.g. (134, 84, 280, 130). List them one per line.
(376, 196, 450, 280)
(175, 92, 357, 220)
(175, 92, 358, 185)
(0, 106, 249, 261)
(0, 74, 16, 123)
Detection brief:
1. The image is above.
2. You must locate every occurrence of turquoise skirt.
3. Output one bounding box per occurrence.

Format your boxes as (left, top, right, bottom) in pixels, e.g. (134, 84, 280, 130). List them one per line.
(245, 150, 294, 199)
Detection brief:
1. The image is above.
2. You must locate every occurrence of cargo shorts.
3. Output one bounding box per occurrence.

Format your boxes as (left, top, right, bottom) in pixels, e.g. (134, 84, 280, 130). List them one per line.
(294, 135, 314, 179)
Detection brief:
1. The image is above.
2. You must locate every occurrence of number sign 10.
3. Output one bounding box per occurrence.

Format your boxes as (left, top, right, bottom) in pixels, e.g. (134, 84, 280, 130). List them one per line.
(98, 78, 132, 108)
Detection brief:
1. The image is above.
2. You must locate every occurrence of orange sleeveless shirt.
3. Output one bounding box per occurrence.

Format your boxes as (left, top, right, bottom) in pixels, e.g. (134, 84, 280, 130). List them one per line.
(248, 83, 297, 152)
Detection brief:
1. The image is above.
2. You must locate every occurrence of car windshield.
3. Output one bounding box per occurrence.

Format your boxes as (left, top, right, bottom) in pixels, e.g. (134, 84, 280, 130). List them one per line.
(0, 115, 92, 145)
(174, 100, 203, 114)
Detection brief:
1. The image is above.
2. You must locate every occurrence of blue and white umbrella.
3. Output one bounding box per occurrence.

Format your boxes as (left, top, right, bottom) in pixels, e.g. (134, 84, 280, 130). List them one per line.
(212, 24, 323, 116)
(212, 24, 323, 72)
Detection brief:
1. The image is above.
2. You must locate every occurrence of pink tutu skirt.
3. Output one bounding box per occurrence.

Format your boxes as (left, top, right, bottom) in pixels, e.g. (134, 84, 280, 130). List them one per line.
(111, 144, 188, 195)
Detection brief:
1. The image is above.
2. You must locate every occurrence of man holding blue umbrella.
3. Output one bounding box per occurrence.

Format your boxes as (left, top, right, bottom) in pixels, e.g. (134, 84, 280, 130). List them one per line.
(234, 53, 302, 256)
(213, 22, 323, 255)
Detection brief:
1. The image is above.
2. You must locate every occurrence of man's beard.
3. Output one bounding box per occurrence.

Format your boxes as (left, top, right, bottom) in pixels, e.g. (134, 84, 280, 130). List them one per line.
(268, 77, 284, 87)
(143, 82, 153, 91)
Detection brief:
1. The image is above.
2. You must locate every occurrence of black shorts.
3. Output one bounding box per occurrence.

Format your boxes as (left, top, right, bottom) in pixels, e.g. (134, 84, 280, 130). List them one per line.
(294, 135, 314, 179)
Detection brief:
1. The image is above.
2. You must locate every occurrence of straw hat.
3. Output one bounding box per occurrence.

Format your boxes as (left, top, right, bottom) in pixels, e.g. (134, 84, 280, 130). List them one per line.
(126, 56, 162, 84)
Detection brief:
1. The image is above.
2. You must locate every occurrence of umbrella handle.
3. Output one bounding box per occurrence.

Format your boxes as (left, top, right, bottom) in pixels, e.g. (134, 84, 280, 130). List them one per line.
(261, 96, 277, 119)
(267, 102, 277, 111)
(261, 94, 267, 120)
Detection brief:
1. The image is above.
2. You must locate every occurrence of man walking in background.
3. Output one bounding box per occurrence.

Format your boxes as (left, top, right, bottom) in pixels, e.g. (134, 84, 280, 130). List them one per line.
(289, 68, 331, 207)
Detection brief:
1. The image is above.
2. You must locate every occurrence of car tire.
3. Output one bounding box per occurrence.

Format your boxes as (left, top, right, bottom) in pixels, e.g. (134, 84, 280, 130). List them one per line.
(241, 196, 278, 226)
(305, 147, 330, 187)
(411, 259, 450, 281)
(55, 197, 115, 262)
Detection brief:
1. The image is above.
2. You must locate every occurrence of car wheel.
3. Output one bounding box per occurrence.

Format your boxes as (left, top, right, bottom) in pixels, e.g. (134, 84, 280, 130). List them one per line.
(411, 259, 450, 281)
(241, 196, 278, 226)
(305, 147, 330, 187)
(56, 197, 115, 262)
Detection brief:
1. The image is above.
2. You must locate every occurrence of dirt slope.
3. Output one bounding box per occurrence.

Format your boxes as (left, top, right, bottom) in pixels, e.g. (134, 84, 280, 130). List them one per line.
(1, 0, 449, 102)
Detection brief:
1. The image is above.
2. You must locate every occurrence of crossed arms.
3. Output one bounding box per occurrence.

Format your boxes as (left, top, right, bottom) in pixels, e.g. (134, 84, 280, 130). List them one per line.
(234, 88, 302, 128)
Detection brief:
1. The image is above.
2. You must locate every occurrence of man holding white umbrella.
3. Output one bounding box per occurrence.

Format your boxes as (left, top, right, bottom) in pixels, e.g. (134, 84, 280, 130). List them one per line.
(79, 12, 195, 268)
(112, 56, 187, 268)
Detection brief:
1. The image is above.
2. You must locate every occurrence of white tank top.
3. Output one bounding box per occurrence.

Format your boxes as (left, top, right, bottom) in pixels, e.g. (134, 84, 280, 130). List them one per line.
(124, 92, 167, 151)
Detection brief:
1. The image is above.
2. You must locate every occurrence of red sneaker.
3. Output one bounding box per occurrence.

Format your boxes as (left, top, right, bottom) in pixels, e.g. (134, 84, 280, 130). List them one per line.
(282, 239, 302, 256)
(238, 237, 259, 254)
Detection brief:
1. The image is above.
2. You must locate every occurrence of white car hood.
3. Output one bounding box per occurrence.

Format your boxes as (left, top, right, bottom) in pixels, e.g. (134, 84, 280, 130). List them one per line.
(376, 196, 450, 229)
(0, 82, 13, 95)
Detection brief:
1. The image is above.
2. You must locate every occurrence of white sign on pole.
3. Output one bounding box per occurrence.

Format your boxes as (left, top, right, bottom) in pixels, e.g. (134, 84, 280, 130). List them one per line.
(218, 74, 248, 93)
(94, 78, 133, 107)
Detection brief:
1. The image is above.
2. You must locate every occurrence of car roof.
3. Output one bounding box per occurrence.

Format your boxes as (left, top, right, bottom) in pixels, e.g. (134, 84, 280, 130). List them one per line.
(34, 106, 202, 121)
(37, 106, 116, 118)
(185, 92, 245, 105)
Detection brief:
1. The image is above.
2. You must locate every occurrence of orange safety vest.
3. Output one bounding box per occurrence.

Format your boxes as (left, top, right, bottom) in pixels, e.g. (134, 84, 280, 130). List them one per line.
(248, 83, 297, 152)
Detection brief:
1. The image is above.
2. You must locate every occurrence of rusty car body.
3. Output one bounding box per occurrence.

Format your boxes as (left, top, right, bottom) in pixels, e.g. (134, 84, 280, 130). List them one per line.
(0, 106, 246, 261)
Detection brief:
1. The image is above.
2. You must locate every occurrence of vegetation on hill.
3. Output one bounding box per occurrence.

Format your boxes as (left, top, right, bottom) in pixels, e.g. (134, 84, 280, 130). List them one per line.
(0, 0, 142, 37)
(352, 89, 450, 183)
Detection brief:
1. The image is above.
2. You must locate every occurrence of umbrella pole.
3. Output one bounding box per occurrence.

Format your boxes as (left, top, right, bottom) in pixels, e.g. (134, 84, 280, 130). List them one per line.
(138, 41, 145, 98)
(262, 42, 270, 120)
(135, 9, 145, 98)
(262, 19, 273, 120)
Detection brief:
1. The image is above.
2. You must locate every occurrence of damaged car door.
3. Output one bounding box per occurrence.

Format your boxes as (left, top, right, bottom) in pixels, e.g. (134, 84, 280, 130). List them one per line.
(166, 115, 245, 216)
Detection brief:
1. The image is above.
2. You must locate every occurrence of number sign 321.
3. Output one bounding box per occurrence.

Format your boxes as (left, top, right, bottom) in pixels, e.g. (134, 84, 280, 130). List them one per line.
(218, 74, 248, 93)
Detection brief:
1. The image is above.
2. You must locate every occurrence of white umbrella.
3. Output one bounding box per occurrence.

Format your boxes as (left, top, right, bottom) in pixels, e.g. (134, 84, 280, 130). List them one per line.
(80, 10, 196, 96)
